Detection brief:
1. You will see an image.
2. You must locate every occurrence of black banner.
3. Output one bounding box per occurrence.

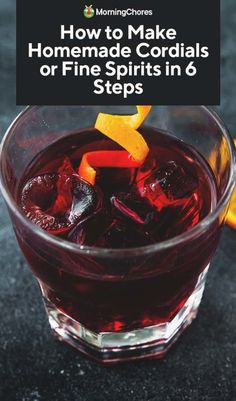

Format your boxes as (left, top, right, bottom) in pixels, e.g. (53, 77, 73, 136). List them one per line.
(16, 0, 220, 105)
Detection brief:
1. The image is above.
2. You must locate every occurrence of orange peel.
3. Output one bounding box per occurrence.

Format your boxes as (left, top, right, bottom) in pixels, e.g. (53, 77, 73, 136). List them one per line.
(225, 139, 236, 229)
(116, 105, 152, 130)
(78, 151, 141, 186)
(79, 106, 152, 184)
(226, 189, 236, 229)
(95, 106, 151, 162)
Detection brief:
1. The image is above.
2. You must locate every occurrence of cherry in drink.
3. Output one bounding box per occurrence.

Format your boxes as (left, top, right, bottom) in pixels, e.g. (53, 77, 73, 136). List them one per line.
(17, 126, 218, 342)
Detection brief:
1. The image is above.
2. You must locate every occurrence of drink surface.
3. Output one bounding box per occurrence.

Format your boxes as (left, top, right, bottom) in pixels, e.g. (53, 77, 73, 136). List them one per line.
(18, 126, 217, 247)
(16, 126, 218, 332)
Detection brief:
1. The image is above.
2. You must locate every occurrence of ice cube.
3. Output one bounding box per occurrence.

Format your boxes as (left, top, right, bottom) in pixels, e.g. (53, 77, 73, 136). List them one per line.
(96, 167, 137, 198)
(95, 220, 155, 248)
(136, 161, 198, 210)
(20, 174, 62, 232)
(110, 191, 173, 242)
(68, 208, 155, 248)
(111, 192, 157, 226)
(165, 193, 202, 237)
(69, 177, 101, 221)
(20, 171, 99, 235)
(110, 160, 201, 242)
(68, 210, 111, 246)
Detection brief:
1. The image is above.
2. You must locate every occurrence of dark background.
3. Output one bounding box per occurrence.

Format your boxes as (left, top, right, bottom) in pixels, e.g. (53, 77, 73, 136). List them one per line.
(0, 0, 235, 400)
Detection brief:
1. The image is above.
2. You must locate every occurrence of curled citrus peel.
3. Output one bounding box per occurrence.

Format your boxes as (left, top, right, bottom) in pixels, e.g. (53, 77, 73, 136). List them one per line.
(78, 150, 141, 185)
(78, 106, 152, 185)
(226, 189, 236, 229)
(225, 139, 236, 229)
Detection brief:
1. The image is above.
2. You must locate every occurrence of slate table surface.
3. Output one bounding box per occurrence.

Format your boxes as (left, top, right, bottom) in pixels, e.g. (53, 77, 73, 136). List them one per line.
(0, 1, 236, 400)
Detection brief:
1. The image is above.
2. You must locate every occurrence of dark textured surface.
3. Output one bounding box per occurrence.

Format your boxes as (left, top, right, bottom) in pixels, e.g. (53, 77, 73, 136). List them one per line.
(0, 1, 236, 400)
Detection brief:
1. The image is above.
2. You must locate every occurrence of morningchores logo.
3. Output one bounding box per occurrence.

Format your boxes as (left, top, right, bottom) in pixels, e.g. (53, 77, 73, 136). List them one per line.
(84, 5, 95, 18)
(84, 5, 153, 18)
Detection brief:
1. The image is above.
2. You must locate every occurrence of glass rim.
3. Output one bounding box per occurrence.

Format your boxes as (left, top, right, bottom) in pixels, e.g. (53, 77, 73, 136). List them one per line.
(0, 105, 235, 257)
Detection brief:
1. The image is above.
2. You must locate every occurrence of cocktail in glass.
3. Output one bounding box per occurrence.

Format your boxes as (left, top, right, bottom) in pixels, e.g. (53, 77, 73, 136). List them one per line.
(0, 106, 235, 363)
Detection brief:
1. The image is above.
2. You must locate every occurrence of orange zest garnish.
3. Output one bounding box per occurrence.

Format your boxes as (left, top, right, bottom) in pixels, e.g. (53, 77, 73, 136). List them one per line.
(116, 105, 152, 130)
(79, 106, 152, 185)
(225, 139, 236, 229)
(226, 189, 236, 229)
(95, 106, 151, 162)
(78, 151, 141, 186)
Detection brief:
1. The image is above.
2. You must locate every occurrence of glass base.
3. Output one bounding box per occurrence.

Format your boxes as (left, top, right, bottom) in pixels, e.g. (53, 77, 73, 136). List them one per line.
(44, 265, 209, 364)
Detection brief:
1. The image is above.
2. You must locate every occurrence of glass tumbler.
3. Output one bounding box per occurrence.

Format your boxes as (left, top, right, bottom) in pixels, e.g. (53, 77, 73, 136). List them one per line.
(0, 106, 235, 364)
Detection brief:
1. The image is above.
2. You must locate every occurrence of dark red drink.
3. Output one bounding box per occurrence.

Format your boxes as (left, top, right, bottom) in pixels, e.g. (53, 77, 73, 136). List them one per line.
(16, 126, 218, 334)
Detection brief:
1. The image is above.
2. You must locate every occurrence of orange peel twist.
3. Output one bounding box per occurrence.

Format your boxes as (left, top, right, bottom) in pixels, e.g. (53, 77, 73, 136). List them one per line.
(225, 139, 236, 229)
(78, 106, 152, 185)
